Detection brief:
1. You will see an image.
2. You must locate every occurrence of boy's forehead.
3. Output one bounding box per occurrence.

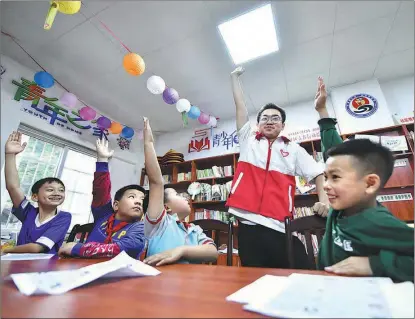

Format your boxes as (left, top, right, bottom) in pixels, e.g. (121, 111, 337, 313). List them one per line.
(262, 109, 281, 117)
(326, 155, 356, 172)
(40, 181, 64, 189)
(124, 189, 145, 197)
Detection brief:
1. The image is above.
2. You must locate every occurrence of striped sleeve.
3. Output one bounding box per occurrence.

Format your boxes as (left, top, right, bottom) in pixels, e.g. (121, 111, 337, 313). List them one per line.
(194, 225, 216, 246)
(144, 209, 168, 238)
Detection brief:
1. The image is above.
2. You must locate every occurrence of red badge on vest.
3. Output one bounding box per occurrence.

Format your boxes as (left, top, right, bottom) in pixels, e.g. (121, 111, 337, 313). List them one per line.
(280, 149, 289, 157)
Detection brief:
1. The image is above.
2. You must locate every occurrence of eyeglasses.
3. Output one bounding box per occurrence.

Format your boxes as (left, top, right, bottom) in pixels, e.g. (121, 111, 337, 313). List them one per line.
(259, 115, 282, 124)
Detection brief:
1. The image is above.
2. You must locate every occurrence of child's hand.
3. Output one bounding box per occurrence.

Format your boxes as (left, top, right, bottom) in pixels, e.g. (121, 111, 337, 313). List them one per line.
(324, 257, 373, 276)
(5, 131, 27, 155)
(314, 76, 327, 111)
(96, 137, 114, 162)
(143, 117, 154, 143)
(313, 202, 329, 217)
(143, 246, 186, 266)
(231, 66, 245, 78)
(58, 242, 77, 257)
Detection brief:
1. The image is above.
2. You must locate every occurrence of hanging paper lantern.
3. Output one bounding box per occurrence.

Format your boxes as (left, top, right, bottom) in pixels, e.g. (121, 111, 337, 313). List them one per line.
(117, 136, 131, 150)
(44, 1, 81, 30)
(207, 116, 217, 127)
(198, 112, 210, 125)
(162, 87, 179, 105)
(34, 71, 54, 88)
(123, 53, 145, 76)
(97, 116, 111, 129)
(147, 75, 165, 94)
(79, 106, 96, 121)
(109, 122, 123, 134)
(176, 99, 191, 113)
(121, 126, 135, 139)
(60, 92, 77, 108)
(188, 105, 201, 119)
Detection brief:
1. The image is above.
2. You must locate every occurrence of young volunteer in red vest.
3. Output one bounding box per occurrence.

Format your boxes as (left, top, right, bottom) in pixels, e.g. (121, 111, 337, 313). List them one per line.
(227, 67, 329, 269)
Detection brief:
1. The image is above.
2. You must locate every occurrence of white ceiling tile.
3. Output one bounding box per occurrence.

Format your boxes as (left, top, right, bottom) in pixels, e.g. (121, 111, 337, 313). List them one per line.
(374, 48, 414, 82)
(79, 1, 115, 18)
(241, 53, 288, 110)
(95, 1, 212, 56)
(272, 1, 336, 48)
(0, 1, 86, 49)
(282, 35, 332, 81)
(38, 21, 123, 79)
(205, 1, 268, 25)
(382, 1, 414, 56)
(331, 16, 394, 69)
(1, 35, 41, 72)
(335, 1, 400, 31)
(328, 58, 378, 88)
(286, 71, 329, 104)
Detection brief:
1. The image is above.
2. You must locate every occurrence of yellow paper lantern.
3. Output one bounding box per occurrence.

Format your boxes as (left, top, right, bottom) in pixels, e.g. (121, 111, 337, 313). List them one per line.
(123, 53, 145, 76)
(44, 1, 81, 30)
(109, 122, 123, 134)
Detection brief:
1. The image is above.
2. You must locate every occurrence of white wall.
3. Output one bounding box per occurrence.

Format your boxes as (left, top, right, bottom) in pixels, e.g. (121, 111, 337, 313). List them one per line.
(380, 76, 414, 123)
(0, 55, 144, 197)
(155, 76, 414, 160)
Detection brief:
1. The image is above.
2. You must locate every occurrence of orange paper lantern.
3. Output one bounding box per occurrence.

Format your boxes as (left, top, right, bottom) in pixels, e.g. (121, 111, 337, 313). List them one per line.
(109, 122, 123, 134)
(123, 53, 145, 76)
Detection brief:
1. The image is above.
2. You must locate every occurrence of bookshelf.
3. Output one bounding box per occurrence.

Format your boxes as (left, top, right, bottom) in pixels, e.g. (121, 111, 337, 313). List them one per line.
(140, 123, 414, 224)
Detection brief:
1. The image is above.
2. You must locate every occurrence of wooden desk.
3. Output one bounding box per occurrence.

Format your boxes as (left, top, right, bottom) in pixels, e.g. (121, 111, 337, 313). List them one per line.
(1, 258, 331, 318)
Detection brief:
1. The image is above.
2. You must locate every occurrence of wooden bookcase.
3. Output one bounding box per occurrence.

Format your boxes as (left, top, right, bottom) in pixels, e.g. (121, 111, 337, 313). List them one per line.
(140, 123, 414, 223)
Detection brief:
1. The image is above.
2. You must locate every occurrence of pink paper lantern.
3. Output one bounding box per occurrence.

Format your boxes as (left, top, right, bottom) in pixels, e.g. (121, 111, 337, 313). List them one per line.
(79, 106, 96, 121)
(60, 92, 77, 108)
(198, 112, 210, 125)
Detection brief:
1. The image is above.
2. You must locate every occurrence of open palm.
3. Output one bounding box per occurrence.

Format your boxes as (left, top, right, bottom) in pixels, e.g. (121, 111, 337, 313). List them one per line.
(314, 76, 327, 111)
(5, 131, 26, 155)
(96, 137, 114, 160)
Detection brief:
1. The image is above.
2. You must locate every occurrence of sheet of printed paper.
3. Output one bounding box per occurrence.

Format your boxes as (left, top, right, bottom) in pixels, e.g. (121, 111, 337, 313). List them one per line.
(9, 251, 161, 296)
(244, 274, 393, 318)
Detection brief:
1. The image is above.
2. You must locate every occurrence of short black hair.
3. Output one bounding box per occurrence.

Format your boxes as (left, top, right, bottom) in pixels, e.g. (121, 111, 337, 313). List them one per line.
(31, 178, 65, 195)
(114, 184, 146, 201)
(257, 103, 286, 124)
(327, 139, 394, 187)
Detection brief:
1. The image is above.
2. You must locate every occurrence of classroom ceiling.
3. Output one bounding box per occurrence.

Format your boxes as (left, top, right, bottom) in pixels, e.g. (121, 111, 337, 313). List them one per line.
(1, 1, 414, 133)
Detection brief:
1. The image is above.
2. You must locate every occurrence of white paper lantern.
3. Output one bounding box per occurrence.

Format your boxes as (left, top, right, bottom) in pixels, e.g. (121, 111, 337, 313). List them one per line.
(147, 75, 166, 94)
(176, 98, 191, 113)
(207, 116, 217, 127)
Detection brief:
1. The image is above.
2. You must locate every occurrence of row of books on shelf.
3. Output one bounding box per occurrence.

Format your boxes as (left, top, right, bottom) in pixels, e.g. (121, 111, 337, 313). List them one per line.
(193, 182, 232, 202)
(293, 206, 319, 256)
(194, 209, 237, 226)
(196, 165, 233, 179)
(177, 172, 192, 182)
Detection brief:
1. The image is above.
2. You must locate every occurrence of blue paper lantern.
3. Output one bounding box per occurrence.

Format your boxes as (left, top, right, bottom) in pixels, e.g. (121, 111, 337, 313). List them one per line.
(34, 71, 54, 88)
(121, 126, 134, 139)
(188, 105, 201, 119)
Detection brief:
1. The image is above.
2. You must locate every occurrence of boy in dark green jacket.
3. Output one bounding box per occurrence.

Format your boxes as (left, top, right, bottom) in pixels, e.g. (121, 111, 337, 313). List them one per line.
(313, 77, 414, 283)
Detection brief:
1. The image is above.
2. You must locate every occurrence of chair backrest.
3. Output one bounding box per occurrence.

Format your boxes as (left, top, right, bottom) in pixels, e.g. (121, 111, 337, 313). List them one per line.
(66, 223, 95, 243)
(284, 215, 326, 269)
(191, 219, 234, 266)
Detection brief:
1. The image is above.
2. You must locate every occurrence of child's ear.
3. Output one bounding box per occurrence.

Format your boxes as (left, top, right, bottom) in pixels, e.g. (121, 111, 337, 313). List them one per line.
(31, 194, 38, 202)
(113, 200, 119, 212)
(365, 174, 381, 195)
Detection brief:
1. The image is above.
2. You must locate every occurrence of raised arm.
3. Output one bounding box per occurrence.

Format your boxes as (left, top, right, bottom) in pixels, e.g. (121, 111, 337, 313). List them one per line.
(231, 67, 249, 131)
(5, 132, 26, 209)
(91, 138, 114, 220)
(314, 77, 343, 156)
(143, 117, 165, 220)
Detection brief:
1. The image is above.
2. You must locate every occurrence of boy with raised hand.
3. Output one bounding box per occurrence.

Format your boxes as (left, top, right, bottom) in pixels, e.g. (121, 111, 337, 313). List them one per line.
(318, 139, 414, 282)
(58, 137, 146, 258)
(142, 117, 218, 266)
(3, 131, 71, 254)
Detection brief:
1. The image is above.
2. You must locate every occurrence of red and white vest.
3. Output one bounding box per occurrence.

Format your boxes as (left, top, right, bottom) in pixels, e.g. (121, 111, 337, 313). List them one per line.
(226, 122, 323, 223)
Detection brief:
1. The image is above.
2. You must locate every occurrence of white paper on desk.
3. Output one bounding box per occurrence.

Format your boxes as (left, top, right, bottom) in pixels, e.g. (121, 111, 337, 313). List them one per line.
(1, 253, 55, 261)
(10, 251, 161, 296)
(226, 275, 289, 304)
(244, 274, 394, 318)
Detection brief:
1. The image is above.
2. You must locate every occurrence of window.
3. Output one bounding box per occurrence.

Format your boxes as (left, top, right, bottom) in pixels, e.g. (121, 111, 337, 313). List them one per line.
(218, 3, 279, 65)
(1, 125, 97, 233)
